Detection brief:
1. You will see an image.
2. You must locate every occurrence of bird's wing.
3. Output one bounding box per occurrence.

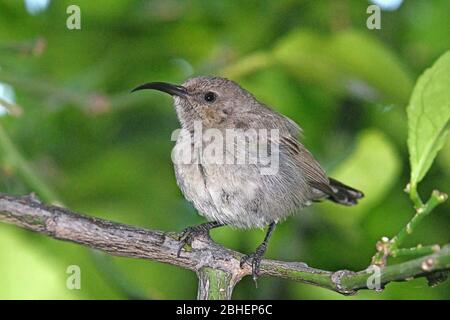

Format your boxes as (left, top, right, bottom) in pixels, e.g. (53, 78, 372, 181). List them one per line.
(280, 136, 364, 205)
(235, 109, 333, 194)
(237, 109, 362, 205)
(280, 135, 333, 194)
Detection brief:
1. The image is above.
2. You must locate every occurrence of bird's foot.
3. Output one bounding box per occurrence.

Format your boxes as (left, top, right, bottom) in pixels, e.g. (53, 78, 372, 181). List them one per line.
(177, 226, 205, 257)
(177, 222, 222, 257)
(240, 244, 267, 287)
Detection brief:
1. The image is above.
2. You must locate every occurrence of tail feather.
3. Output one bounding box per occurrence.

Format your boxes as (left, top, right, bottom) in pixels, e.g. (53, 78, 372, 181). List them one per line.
(327, 178, 364, 206)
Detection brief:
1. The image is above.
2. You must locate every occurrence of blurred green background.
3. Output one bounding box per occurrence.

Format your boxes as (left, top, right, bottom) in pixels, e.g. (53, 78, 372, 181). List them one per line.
(0, 0, 449, 299)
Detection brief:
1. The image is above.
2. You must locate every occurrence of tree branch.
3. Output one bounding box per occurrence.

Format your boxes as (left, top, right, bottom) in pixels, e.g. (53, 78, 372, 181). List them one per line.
(0, 193, 449, 299)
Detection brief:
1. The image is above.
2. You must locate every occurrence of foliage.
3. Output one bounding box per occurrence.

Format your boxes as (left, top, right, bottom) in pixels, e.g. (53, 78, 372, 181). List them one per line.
(0, 0, 449, 299)
(407, 52, 450, 187)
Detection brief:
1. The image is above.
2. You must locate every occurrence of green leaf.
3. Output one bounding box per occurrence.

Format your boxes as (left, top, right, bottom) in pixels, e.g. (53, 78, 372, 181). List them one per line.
(329, 31, 414, 105)
(407, 51, 450, 186)
(272, 30, 343, 92)
(221, 51, 272, 79)
(0, 227, 79, 299)
(320, 129, 401, 227)
(221, 30, 414, 105)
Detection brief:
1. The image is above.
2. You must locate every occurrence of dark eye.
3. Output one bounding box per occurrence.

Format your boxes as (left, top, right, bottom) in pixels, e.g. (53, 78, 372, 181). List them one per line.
(204, 91, 217, 103)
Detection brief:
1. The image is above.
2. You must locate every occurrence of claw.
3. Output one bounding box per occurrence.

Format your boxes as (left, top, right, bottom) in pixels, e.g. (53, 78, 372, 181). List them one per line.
(240, 247, 265, 286)
(176, 222, 223, 257)
(239, 222, 276, 287)
(177, 226, 197, 257)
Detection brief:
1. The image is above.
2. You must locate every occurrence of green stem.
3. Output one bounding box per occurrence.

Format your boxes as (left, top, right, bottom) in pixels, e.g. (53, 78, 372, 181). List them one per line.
(197, 267, 236, 300)
(372, 189, 447, 266)
(341, 245, 450, 291)
(263, 246, 450, 294)
(391, 244, 441, 258)
(408, 183, 424, 209)
(391, 190, 447, 249)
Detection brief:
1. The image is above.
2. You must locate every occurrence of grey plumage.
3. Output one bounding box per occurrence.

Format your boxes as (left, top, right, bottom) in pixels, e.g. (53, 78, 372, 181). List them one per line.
(171, 76, 363, 229)
(132, 76, 364, 281)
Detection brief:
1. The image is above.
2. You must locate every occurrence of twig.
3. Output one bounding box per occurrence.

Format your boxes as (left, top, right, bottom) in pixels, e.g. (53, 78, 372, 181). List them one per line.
(0, 37, 46, 56)
(1, 193, 449, 299)
(392, 244, 441, 258)
(0, 97, 23, 116)
(392, 190, 447, 247)
(372, 189, 447, 266)
(0, 71, 154, 114)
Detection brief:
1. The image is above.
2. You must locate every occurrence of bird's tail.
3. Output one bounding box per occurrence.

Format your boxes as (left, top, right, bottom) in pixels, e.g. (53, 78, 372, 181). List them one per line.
(327, 178, 364, 206)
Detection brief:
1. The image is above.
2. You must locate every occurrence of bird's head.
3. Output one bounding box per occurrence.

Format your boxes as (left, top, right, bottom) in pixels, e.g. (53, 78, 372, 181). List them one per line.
(132, 76, 256, 129)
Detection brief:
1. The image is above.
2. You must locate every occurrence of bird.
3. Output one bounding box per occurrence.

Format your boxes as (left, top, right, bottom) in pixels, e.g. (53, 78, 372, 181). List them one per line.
(132, 76, 364, 282)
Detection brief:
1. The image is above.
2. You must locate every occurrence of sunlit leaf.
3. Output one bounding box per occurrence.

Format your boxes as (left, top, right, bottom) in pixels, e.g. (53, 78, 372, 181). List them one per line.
(407, 51, 450, 185)
(221, 51, 272, 79)
(320, 129, 401, 226)
(273, 30, 414, 105)
(0, 227, 78, 299)
(329, 31, 414, 105)
(272, 30, 343, 92)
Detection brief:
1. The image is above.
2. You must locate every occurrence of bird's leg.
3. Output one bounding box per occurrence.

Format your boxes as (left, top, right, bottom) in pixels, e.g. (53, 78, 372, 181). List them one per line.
(177, 221, 224, 257)
(240, 222, 276, 285)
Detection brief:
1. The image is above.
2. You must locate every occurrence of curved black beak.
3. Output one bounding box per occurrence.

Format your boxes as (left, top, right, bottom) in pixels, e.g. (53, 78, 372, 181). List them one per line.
(131, 82, 188, 97)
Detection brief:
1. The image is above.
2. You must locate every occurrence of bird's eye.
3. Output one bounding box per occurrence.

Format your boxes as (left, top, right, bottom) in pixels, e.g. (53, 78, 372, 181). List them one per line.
(204, 91, 217, 103)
